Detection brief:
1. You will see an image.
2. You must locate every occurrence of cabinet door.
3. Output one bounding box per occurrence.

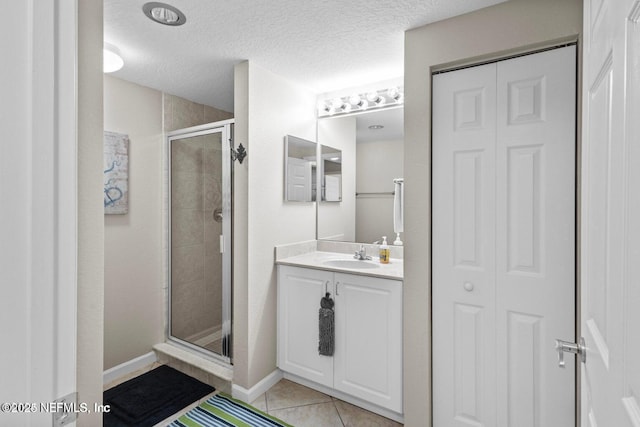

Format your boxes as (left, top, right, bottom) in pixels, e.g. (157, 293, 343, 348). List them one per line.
(334, 273, 403, 413)
(277, 265, 333, 386)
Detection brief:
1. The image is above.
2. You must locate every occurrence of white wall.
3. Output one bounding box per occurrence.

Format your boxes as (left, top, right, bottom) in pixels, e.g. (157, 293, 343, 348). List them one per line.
(103, 75, 164, 370)
(317, 117, 357, 241)
(356, 138, 403, 243)
(233, 61, 318, 388)
(403, 0, 582, 424)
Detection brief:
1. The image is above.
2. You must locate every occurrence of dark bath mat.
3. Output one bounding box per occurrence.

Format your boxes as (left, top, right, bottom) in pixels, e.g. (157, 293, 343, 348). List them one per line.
(103, 364, 215, 427)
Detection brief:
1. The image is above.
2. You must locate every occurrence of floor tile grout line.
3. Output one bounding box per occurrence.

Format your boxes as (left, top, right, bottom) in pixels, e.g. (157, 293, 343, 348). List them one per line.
(268, 399, 336, 413)
(333, 399, 347, 427)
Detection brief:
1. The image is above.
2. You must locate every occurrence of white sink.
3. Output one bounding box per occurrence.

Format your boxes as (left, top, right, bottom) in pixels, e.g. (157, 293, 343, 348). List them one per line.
(323, 259, 380, 269)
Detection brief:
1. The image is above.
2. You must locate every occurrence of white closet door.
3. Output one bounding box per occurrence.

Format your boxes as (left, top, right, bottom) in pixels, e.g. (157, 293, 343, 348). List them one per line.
(494, 46, 576, 427)
(433, 62, 498, 427)
(433, 46, 576, 427)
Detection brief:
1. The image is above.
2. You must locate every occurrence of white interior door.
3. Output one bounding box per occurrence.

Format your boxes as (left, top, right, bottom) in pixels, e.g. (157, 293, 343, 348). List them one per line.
(287, 157, 313, 201)
(581, 0, 640, 425)
(0, 1, 78, 425)
(433, 46, 576, 426)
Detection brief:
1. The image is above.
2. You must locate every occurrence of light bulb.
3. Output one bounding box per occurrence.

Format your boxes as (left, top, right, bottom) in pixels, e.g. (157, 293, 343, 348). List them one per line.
(387, 87, 403, 103)
(103, 43, 124, 73)
(318, 101, 334, 116)
(366, 91, 380, 102)
(349, 94, 361, 105)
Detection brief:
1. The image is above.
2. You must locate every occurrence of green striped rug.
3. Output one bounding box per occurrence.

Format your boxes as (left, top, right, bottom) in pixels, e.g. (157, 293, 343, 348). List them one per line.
(167, 393, 293, 427)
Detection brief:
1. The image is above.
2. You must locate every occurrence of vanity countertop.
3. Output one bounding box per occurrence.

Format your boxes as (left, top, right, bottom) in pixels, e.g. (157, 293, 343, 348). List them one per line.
(276, 251, 403, 280)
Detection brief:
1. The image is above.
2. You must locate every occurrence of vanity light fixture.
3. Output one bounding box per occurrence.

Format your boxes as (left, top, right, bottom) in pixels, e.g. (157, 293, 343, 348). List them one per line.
(331, 98, 352, 113)
(143, 2, 187, 26)
(103, 43, 124, 73)
(366, 91, 386, 106)
(387, 87, 404, 103)
(349, 94, 369, 111)
(318, 86, 403, 118)
(319, 101, 336, 116)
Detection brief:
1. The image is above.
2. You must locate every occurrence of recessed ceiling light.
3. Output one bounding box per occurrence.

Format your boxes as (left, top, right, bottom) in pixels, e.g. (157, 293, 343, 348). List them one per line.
(368, 125, 384, 130)
(143, 2, 186, 26)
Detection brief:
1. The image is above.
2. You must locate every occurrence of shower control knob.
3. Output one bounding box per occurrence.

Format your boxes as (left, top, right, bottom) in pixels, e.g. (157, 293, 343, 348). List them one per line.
(463, 282, 474, 292)
(213, 208, 223, 223)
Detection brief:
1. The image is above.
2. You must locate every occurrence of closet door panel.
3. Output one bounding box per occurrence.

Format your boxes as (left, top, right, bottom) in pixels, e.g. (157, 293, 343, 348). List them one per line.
(433, 62, 497, 427)
(495, 47, 576, 427)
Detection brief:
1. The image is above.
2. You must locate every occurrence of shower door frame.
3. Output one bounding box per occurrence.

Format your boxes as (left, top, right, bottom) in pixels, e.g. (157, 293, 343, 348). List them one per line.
(166, 119, 234, 364)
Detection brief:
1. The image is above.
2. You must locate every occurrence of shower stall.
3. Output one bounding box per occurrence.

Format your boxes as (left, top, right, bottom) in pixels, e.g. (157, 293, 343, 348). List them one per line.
(167, 120, 233, 363)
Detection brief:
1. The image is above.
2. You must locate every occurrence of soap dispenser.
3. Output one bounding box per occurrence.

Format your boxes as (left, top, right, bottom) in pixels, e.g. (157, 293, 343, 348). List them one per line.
(379, 236, 390, 264)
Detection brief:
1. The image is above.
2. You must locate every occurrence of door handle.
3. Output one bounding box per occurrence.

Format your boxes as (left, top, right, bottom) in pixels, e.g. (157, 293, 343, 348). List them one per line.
(555, 337, 586, 368)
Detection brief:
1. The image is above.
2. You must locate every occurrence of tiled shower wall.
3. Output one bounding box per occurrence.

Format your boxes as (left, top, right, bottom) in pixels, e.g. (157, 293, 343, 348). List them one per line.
(164, 93, 233, 132)
(164, 93, 232, 346)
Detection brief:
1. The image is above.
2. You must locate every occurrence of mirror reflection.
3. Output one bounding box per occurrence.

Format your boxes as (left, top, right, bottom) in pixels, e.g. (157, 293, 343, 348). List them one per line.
(317, 107, 404, 243)
(320, 145, 342, 202)
(284, 135, 317, 202)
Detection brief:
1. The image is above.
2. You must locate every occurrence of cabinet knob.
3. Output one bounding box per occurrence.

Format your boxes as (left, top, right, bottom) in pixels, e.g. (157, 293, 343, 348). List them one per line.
(463, 282, 474, 292)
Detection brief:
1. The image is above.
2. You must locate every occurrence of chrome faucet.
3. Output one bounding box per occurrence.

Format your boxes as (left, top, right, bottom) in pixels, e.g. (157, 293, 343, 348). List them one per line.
(354, 245, 372, 260)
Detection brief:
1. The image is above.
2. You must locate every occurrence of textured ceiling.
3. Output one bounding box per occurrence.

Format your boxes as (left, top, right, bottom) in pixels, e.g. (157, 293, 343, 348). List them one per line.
(104, 0, 506, 112)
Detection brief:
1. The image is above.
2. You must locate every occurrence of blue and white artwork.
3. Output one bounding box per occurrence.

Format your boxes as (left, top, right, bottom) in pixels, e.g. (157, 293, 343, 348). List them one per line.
(104, 131, 129, 214)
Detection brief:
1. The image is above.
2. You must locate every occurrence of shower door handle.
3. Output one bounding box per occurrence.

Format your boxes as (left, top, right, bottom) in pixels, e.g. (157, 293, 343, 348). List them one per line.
(220, 235, 224, 253)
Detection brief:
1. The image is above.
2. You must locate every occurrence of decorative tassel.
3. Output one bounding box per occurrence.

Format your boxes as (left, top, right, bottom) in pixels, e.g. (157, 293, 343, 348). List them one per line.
(318, 292, 335, 356)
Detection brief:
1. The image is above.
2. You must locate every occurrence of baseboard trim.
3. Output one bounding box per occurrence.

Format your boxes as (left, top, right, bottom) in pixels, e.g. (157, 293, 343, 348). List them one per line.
(103, 351, 157, 385)
(231, 369, 283, 403)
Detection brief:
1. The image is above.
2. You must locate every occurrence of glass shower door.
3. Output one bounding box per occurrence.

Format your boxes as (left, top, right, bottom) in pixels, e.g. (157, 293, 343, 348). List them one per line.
(168, 123, 232, 362)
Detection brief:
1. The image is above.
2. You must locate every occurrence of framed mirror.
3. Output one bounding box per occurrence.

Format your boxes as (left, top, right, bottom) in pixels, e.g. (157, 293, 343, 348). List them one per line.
(284, 135, 317, 202)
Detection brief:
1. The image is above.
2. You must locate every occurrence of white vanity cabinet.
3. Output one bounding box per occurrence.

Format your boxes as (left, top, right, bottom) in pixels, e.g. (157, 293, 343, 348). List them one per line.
(277, 264, 403, 414)
(333, 272, 402, 412)
(277, 266, 334, 387)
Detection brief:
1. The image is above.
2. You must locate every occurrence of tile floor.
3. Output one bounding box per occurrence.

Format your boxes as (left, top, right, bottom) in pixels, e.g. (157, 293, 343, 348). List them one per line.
(106, 364, 403, 426)
(249, 379, 403, 427)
